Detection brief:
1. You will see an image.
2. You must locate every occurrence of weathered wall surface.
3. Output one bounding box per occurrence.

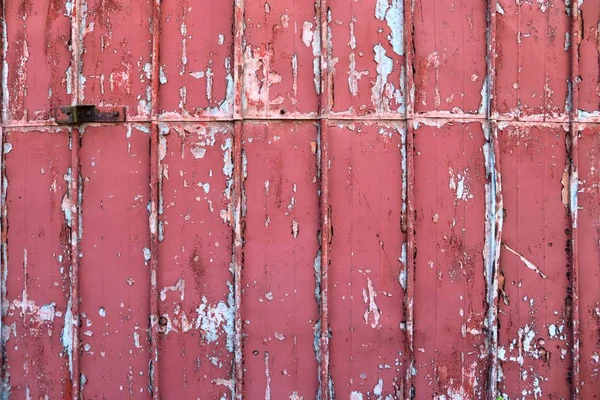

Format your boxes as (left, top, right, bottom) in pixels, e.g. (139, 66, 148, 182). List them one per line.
(0, 0, 598, 399)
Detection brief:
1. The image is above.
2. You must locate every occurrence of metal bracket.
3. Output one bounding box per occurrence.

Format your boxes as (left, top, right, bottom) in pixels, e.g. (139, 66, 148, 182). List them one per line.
(52, 105, 126, 125)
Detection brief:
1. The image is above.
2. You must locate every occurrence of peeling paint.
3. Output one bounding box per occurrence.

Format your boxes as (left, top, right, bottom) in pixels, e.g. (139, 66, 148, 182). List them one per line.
(448, 167, 473, 201)
(374, 0, 404, 56)
(362, 278, 381, 328)
(503, 244, 548, 279)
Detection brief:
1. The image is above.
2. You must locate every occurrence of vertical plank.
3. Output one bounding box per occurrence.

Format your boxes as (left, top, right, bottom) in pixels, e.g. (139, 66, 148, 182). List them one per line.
(3, 1, 71, 122)
(328, 123, 406, 398)
(149, 1, 162, 397)
(242, 122, 320, 399)
(577, 126, 600, 398)
(328, 0, 406, 117)
(157, 123, 235, 399)
(3, 129, 72, 398)
(494, 1, 570, 119)
(81, 0, 153, 119)
(497, 124, 571, 399)
(577, 1, 600, 118)
(158, 0, 235, 119)
(79, 125, 151, 397)
(243, 1, 319, 118)
(413, 122, 488, 398)
(232, 121, 244, 399)
(412, 0, 488, 115)
(402, 1, 417, 396)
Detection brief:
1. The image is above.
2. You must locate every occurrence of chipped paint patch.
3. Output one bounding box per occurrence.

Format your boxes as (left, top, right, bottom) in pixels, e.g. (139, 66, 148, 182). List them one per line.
(371, 44, 403, 113)
(448, 167, 473, 201)
(160, 278, 185, 302)
(196, 283, 235, 351)
(350, 391, 363, 400)
(289, 391, 303, 400)
(374, 0, 404, 56)
(362, 277, 381, 328)
(503, 244, 547, 279)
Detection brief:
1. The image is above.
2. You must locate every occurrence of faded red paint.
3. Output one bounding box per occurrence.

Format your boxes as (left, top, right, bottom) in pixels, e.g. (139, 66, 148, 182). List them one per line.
(413, 1, 488, 115)
(242, 122, 320, 399)
(157, 123, 234, 399)
(82, 0, 153, 119)
(159, 0, 234, 119)
(577, 126, 600, 399)
(413, 122, 488, 399)
(578, 1, 600, 118)
(1, 1, 599, 399)
(79, 125, 151, 397)
(3, 130, 71, 398)
(497, 124, 572, 399)
(494, 1, 570, 120)
(328, 123, 406, 398)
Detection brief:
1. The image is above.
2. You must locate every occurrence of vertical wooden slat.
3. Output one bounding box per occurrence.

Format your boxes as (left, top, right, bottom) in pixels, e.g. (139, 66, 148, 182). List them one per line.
(569, 1, 581, 397)
(328, 123, 406, 398)
(149, 0, 162, 398)
(413, 122, 489, 399)
(484, 1, 502, 398)
(233, 0, 245, 398)
(69, 0, 83, 396)
(497, 125, 572, 400)
(403, 0, 416, 397)
(2, 129, 73, 398)
(318, 0, 331, 398)
(68, 127, 80, 400)
(78, 126, 152, 398)
(232, 120, 244, 400)
(0, 0, 6, 392)
(157, 123, 235, 398)
(576, 126, 600, 399)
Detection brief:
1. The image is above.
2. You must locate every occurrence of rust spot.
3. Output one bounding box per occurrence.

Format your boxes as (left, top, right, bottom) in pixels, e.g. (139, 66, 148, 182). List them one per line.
(189, 246, 205, 292)
(92, 0, 123, 29)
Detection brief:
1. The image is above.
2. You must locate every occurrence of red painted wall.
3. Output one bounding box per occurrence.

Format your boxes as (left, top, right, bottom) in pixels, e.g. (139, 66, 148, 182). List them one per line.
(0, 1, 598, 399)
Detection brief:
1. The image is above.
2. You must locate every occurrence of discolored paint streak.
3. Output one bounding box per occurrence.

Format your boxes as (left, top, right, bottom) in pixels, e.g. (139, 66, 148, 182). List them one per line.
(0, 0, 599, 399)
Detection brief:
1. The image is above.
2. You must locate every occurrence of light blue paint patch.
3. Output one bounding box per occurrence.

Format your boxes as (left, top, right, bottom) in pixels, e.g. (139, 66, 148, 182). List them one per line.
(375, 0, 389, 20)
(386, 0, 404, 56)
(570, 169, 578, 228)
(578, 109, 600, 119)
(372, 44, 393, 112)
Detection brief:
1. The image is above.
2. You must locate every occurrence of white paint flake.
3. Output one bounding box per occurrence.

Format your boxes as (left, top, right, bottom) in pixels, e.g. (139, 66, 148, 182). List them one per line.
(350, 392, 364, 400)
(448, 167, 473, 201)
(371, 44, 394, 112)
(191, 146, 207, 159)
(362, 278, 381, 328)
(503, 244, 547, 279)
(375, 0, 404, 55)
(161, 278, 185, 302)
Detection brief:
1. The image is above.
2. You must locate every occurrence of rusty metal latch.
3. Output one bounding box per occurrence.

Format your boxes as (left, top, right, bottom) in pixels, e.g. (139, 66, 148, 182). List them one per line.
(51, 105, 126, 125)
